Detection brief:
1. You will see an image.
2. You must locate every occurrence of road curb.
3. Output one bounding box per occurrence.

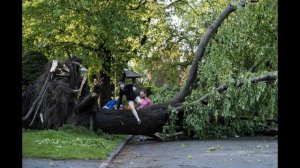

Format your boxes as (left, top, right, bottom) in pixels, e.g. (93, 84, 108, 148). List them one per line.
(99, 135, 133, 168)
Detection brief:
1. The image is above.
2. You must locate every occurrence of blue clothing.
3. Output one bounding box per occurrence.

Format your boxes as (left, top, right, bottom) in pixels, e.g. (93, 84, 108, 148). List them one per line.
(103, 100, 118, 109)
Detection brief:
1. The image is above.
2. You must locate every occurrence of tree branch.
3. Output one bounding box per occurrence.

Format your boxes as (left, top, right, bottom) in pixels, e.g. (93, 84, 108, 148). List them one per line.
(127, 0, 152, 10)
(171, 3, 238, 103)
(176, 73, 277, 111)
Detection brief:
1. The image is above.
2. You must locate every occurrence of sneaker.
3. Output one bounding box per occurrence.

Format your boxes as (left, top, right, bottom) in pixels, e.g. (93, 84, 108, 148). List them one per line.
(138, 137, 144, 142)
(137, 120, 142, 125)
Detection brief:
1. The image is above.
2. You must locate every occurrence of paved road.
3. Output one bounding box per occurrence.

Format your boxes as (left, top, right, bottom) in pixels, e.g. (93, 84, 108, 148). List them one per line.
(110, 136, 277, 168)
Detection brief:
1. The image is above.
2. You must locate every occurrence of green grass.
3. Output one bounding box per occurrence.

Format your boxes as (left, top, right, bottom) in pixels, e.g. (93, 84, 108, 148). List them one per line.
(22, 125, 127, 160)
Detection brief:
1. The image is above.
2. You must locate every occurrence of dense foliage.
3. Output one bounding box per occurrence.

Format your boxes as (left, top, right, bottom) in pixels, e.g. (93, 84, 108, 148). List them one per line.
(23, 0, 169, 87)
(23, 0, 277, 139)
(150, 85, 180, 103)
(161, 0, 278, 139)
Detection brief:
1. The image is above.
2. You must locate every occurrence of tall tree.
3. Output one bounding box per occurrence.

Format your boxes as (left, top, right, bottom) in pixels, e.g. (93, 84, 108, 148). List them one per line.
(23, 0, 165, 104)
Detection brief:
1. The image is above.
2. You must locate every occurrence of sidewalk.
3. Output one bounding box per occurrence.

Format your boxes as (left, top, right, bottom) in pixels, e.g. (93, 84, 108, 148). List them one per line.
(22, 158, 101, 168)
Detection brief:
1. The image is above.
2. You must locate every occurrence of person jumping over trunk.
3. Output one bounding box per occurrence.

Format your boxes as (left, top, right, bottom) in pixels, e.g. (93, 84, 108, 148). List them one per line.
(117, 82, 142, 125)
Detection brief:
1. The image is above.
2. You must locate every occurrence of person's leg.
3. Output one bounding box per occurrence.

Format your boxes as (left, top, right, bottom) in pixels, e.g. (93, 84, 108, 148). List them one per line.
(138, 135, 145, 142)
(97, 97, 101, 108)
(128, 101, 141, 124)
(135, 96, 141, 104)
(135, 96, 142, 110)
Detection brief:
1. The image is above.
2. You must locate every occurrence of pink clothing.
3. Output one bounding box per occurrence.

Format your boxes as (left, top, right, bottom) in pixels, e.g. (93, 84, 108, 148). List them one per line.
(140, 98, 152, 108)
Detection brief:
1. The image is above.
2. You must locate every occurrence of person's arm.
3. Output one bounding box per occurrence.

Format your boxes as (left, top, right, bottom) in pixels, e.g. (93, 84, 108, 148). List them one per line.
(132, 83, 137, 92)
(117, 91, 123, 109)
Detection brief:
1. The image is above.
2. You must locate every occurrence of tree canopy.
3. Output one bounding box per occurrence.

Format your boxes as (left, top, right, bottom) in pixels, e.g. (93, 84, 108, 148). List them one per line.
(23, 0, 277, 139)
(24, 0, 168, 77)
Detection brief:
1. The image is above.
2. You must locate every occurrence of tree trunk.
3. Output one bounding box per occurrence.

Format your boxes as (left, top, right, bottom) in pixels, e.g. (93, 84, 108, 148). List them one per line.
(77, 93, 99, 113)
(93, 102, 181, 136)
(99, 71, 111, 106)
(97, 44, 113, 106)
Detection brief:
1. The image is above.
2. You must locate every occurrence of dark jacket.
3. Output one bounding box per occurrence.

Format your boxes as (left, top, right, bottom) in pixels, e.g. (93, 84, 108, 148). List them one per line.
(117, 84, 137, 109)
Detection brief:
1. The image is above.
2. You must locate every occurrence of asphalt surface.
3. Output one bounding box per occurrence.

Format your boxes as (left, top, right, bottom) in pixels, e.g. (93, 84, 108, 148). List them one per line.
(22, 158, 101, 168)
(110, 136, 277, 168)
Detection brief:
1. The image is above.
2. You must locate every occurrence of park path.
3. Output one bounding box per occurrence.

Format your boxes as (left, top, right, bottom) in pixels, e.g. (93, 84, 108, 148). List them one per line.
(23, 158, 101, 168)
(110, 136, 277, 168)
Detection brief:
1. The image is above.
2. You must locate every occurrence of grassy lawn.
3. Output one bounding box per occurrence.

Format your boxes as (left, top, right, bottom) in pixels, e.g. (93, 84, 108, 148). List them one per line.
(22, 125, 127, 160)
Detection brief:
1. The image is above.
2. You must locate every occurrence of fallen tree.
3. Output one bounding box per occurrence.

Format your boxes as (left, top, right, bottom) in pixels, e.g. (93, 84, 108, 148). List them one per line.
(22, 0, 277, 137)
(92, 74, 277, 136)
